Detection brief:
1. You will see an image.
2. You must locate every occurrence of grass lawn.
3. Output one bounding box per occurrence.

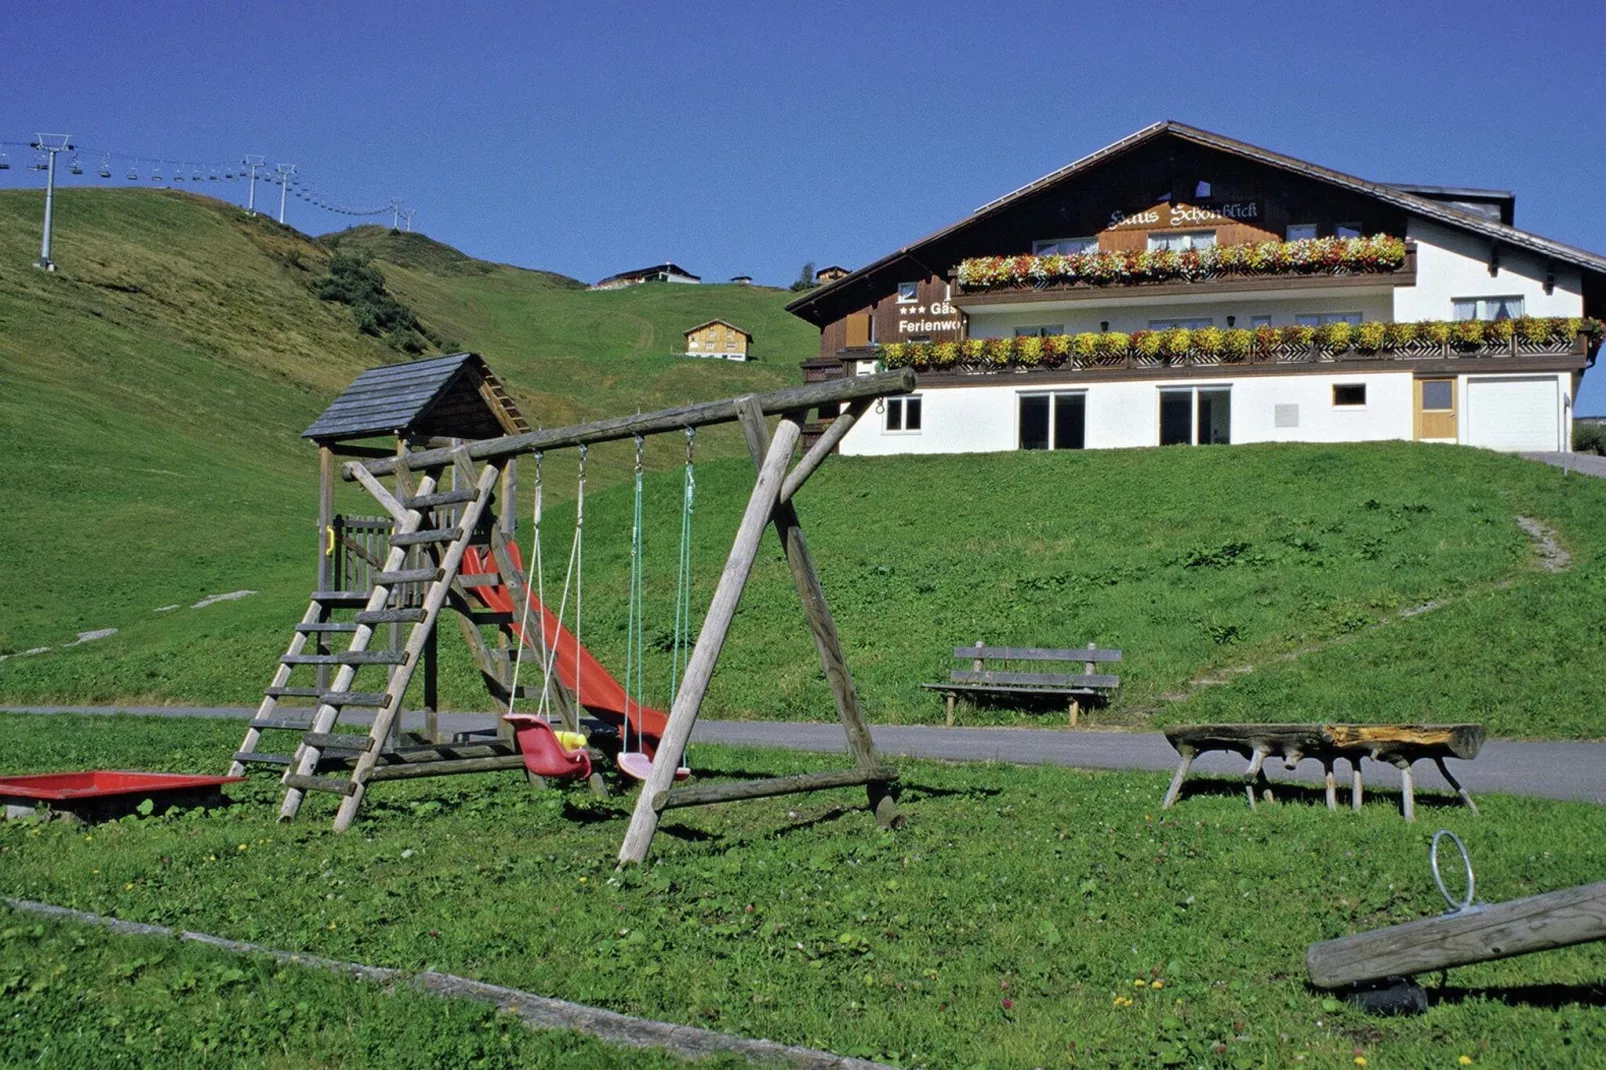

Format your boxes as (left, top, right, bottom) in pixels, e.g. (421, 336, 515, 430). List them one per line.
(7, 439, 1606, 741)
(3, 713, 1606, 1068)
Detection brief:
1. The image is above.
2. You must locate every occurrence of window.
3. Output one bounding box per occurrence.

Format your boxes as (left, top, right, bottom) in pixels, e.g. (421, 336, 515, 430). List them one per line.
(1333, 384, 1367, 407)
(1420, 380, 1453, 411)
(1159, 387, 1231, 446)
(897, 281, 919, 303)
(1294, 312, 1363, 326)
(1018, 392, 1085, 450)
(1014, 325, 1065, 337)
(885, 395, 922, 432)
(1285, 223, 1318, 241)
(1033, 237, 1097, 256)
(1250, 315, 1273, 328)
(1336, 222, 1362, 239)
(1452, 296, 1524, 321)
(1148, 230, 1216, 252)
(1195, 180, 1212, 198)
(1149, 317, 1213, 330)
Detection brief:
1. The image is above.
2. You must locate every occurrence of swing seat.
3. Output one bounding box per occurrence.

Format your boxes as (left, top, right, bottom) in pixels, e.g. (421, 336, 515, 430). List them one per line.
(503, 714, 592, 780)
(616, 751, 691, 783)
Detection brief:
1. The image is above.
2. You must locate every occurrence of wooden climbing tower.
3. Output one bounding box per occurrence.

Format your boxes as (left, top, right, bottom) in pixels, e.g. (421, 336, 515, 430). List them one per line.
(233, 352, 917, 862)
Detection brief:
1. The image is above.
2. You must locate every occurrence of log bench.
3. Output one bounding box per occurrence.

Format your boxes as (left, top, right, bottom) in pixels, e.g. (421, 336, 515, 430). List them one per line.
(1161, 723, 1486, 820)
(921, 641, 1121, 727)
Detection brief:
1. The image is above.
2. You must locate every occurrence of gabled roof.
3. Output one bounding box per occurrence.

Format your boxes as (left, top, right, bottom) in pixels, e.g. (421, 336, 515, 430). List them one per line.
(596, 262, 700, 285)
(684, 318, 751, 338)
(302, 352, 530, 443)
(786, 120, 1606, 323)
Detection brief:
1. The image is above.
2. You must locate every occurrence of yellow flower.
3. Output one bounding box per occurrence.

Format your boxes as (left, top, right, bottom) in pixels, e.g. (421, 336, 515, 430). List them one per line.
(1133, 979, 1146, 987)
(1459, 1059, 1474, 1067)
(237, 843, 248, 852)
(1354, 1058, 1367, 1067)
(124, 883, 134, 891)
(1150, 980, 1164, 989)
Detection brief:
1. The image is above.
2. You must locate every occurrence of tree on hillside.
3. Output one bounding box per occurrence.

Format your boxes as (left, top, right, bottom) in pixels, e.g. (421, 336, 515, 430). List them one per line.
(789, 261, 818, 292)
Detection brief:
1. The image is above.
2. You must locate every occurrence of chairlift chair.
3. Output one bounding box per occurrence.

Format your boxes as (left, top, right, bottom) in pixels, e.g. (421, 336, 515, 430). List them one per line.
(126, 163, 139, 180)
(99, 156, 112, 178)
(151, 166, 163, 181)
(0, 152, 9, 170)
(192, 167, 203, 182)
(30, 154, 47, 171)
(68, 156, 83, 175)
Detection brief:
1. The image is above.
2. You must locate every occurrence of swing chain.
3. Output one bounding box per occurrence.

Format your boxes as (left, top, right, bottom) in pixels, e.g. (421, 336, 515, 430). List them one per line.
(684, 425, 694, 465)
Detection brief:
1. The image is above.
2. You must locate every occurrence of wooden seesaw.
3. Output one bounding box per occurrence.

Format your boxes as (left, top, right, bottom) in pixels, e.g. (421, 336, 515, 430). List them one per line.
(1306, 831, 1606, 1013)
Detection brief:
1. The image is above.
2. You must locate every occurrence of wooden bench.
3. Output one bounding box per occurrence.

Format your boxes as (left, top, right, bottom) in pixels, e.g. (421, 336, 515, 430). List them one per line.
(921, 642, 1121, 726)
(1161, 723, 1486, 820)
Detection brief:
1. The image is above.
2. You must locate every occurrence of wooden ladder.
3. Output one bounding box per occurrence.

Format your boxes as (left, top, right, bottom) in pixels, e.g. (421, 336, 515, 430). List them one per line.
(255, 449, 504, 831)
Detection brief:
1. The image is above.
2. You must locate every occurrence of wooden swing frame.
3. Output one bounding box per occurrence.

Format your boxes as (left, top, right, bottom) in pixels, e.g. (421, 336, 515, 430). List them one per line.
(344, 369, 917, 864)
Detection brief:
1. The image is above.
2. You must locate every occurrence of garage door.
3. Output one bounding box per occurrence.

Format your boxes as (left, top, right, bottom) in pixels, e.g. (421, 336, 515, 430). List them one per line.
(1466, 377, 1560, 452)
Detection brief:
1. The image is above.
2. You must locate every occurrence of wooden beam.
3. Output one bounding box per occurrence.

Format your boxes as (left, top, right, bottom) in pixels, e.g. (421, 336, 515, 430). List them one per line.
(617, 416, 803, 865)
(778, 398, 869, 503)
(366, 754, 530, 781)
(734, 396, 903, 830)
(1307, 881, 1606, 989)
(349, 370, 915, 480)
(653, 766, 898, 811)
(348, 463, 409, 524)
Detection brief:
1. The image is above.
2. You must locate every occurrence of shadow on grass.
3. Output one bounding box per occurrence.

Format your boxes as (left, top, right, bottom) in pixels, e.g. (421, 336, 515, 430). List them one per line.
(1430, 982, 1606, 1011)
(1171, 775, 1472, 814)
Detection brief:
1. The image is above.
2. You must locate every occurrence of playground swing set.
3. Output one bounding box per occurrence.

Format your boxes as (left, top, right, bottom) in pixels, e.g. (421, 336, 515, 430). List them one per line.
(224, 352, 913, 864)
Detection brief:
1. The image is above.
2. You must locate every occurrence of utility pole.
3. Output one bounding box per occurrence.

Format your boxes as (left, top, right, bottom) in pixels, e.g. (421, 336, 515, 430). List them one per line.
(275, 163, 296, 224)
(32, 133, 74, 271)
(390, 197, 402, 231)
(243, 154, 265, 214)
(401, 208, 415, 232)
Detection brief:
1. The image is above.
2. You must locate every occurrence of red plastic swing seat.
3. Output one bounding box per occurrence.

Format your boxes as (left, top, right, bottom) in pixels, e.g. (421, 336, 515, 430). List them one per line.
(503, 714, 592, 779)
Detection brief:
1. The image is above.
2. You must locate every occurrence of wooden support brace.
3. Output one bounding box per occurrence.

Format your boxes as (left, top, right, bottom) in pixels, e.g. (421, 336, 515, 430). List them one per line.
(1161, 751, 1193, 809)
(616, 415, 803, 866)
(1244, 747, 1267, 811)
(653, 766, 898, 812)
(1434, 756, 1479, 815)
(1352, 759, 1364, 811)
(1396, 759, 1416, 822)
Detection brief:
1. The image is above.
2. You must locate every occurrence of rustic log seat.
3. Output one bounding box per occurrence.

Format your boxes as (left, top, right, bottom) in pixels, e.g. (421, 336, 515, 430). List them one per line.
(1161, 723, 1486, 820)
(921, 641, 1121, 727)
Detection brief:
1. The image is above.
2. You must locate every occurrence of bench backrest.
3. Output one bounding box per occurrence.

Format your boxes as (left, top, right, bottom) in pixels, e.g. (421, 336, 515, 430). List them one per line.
(949, 642, 1122, 690)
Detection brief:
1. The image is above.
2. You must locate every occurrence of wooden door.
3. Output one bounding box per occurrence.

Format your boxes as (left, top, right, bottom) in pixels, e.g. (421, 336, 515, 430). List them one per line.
(1415, 378, 1457, 441)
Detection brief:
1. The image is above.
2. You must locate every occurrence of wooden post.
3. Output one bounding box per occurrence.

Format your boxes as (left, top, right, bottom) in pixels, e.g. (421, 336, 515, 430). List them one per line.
(733, 397, 904, 830)
(617, 417, 802, 865)
(422, 627, 438, 744)
(1396, 759, 1416, 822)
(944, 692, 956, 728)
(316, 446, 335, 694)
(1307, 880, 1606, 989)
(1161, 751, 1193, 809)
(1322, 759, 1338, 811)
(1351, 759, 1364, 810)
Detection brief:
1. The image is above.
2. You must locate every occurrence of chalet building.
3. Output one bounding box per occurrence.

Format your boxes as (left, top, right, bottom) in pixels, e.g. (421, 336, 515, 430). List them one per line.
(592, 262, 700, 290)
(684, 318, 752, 360)
(731, 275, 753, 285)
(787, 122, 1605, 456)
(815, 265, 850, 283)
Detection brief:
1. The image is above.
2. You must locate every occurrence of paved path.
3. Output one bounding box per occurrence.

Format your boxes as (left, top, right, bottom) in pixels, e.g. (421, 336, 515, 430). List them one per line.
(5, 704, 1603, 806)
(1522, 451, 1606, 478)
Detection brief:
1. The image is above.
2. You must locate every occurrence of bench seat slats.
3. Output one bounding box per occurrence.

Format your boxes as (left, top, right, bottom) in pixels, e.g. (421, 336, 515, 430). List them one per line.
(948, 670, 1120, 689)
(953, 645, 1122, 662)
(921, 682, 1107, 696)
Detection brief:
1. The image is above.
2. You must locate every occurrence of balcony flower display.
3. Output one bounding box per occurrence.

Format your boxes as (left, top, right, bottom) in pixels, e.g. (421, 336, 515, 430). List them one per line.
(954, 235, 1409, 293)
(876, 317, 1603, 372)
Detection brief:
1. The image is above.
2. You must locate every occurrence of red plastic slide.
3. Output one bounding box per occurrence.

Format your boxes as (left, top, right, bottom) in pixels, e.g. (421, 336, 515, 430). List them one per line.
(461, 547, 670, 758)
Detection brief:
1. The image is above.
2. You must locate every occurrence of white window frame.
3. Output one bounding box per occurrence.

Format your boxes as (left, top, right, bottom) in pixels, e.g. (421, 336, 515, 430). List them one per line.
(884, 394, 923, 434)
(1250, 315, 1274, 328)
(1032, 236, 1098, 256)
(1158, 385, 1233, 446)
(1332, 383, 1368, 408)
(1452, 296, 1525, 321)
(1285, 223, 1318, 241)
(1149, 317, 1213, 330)
(1017, 390, 1086, 451)
(896, 281, 919, 303)
(1147, 230, 1216, 252)
(1014, 324, 1065, 337)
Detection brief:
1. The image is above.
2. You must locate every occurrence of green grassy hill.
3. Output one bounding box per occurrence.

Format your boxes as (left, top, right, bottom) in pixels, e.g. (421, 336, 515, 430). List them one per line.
(3, 188, 1604, 742)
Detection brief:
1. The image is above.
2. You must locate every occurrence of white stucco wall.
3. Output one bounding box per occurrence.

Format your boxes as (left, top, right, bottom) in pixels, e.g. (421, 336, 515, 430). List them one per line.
(1394, 218, 1582, 321)
(841, 370, 1418, 455)
(840, 369, 1574, 456)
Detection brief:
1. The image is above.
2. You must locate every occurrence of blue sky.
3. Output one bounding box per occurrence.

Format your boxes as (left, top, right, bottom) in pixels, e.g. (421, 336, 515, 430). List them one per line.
(6, 0, 1606, 408)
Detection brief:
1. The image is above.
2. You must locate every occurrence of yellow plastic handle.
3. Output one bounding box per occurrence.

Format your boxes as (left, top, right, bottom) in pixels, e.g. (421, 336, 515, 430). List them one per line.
(325, 525, 336, 556)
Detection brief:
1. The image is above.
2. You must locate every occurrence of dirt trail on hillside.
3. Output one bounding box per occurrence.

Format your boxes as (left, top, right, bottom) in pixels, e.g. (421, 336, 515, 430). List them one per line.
(1147, 514, 1572, 707)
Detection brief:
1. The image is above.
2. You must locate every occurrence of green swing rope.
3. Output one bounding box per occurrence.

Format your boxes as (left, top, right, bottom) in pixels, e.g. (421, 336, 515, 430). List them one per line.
(623, 437, 646, 753)
(670, 427, 696, 702)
